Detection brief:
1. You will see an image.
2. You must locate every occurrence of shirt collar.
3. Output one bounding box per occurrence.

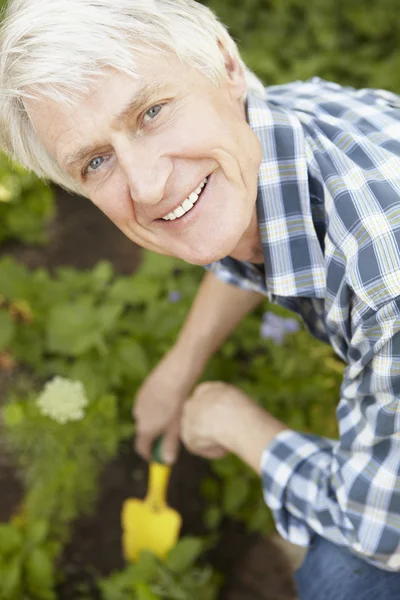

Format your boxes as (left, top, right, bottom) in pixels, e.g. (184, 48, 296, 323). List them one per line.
(246, 92, 326, 298)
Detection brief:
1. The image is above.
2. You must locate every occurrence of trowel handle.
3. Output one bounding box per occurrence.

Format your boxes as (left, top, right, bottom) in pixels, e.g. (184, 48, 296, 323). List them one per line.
(152, 436, 164, 464)
(147, 461, 171, 510)
(146, 436, 170, 510)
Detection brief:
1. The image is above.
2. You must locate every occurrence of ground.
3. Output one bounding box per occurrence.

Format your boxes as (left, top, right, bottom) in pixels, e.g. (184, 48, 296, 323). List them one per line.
(0, 186, 300, 599)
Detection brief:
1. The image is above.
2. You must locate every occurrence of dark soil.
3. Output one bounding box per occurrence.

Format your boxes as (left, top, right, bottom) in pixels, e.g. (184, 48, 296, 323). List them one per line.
(2, 187, 142, 274)
(0, 186, 297, 600)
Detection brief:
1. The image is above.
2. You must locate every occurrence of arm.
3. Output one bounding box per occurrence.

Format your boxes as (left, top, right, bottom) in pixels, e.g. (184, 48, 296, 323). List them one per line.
(181, 296, 400, 570)
(134, 270, 264, 462)
(174, 270, 264, 374)
(260, 297, 400, 570)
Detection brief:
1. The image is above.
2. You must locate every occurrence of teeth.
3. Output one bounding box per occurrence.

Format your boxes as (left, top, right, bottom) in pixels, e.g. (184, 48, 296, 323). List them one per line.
(182, 199, 194, 211)
(162, 178, 208, 221)
(174, 205, 185, 218)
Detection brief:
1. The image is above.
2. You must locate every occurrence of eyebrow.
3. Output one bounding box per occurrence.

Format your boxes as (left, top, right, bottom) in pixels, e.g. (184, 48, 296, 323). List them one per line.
(59, 82, 164, 175)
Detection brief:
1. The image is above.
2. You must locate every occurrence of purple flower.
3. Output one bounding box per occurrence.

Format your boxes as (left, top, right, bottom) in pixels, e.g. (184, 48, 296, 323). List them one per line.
(260, 312, 300, 345)
(168, 290, 181, 303)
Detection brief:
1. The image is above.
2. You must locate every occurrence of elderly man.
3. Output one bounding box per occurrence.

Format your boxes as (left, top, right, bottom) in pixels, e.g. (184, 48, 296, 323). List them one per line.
(1, 1, 400, 598)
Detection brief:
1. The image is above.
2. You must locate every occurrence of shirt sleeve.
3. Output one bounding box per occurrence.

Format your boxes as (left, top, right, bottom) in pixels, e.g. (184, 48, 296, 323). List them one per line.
(204, 258, 268, 296)
(261, 296, 400, 571)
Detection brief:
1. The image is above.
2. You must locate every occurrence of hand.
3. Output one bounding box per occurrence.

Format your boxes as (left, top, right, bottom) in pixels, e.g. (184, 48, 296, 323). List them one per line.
(133, 346, 200, 464)
(180, 381, 253, 458)
(181, 381, 288, 472)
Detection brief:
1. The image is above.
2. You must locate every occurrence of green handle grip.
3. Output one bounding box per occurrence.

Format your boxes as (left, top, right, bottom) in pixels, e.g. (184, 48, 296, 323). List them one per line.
(152, 436, 164, 464)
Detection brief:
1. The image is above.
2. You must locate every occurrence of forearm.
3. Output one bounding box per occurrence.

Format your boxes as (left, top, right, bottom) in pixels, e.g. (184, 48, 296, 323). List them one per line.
(224, 401, 287, 474)
(175, 271, 264, 372)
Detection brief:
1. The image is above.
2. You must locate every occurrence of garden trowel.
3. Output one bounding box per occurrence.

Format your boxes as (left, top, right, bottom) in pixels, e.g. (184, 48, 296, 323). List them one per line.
(122, 438, 182, 561)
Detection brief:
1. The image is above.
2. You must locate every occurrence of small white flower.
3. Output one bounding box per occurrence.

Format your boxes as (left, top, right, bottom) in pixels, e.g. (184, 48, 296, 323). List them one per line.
(36, 376, 88, 424)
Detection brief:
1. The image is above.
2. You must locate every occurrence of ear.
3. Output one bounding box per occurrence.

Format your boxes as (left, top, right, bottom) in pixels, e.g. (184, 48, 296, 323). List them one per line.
(218, 39, 247, 101)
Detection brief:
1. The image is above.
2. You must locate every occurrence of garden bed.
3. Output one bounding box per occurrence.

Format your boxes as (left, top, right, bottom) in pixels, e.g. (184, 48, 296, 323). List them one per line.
(0, 186, 297, 600)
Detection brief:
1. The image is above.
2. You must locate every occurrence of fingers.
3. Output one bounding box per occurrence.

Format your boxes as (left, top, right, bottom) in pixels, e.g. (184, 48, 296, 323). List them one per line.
(161, 418, 181, 465)
(134, 431, 155, 462)
(134, 419, 181, 464)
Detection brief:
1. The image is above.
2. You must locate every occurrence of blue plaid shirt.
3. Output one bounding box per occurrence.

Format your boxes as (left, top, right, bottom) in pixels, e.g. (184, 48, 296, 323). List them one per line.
(205, 78, 400, 570)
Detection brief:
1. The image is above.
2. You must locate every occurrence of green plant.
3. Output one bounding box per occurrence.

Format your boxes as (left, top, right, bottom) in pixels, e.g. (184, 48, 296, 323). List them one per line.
(0, 154, 54, 246)
(0, 253, 202, 412)
(0, 518, 57, 600)
(201, 456, 275, 535)
(0, 252, 343, 537)
(99, 538, 222, 600)
(203, 0, 400, 93)
(2, 378, 125, 542)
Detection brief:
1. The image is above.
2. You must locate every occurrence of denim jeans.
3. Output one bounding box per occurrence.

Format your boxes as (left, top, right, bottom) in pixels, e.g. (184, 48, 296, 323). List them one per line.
(294, 535, 400, 600)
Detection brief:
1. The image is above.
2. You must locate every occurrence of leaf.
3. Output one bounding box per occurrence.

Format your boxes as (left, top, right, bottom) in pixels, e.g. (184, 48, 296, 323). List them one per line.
(121, 275, 161, 304)
(2, 404, 24, 428)
(130, 551, 159, 582)
(0, 525, 23, 557)
(204, 506, 223, 531)
(91, 261, 113, 288)
(25, 521, 49, 547)
(46, 302, 102, 356)
(222, 477, 250, 515)
(211, 456, 239, 478)
(201, 478, 220, 501)
(95, 302, 123, 334)
(25, 548, 56, 596)
(0, 309, 15, 351)
(114, 338, 149, 381)
(0, 557, 22, 599)
(109, 277, 139, 304)
(0, 258, 31, 300)
(134, 581, 160, 600)
(166, 537, 205, 573)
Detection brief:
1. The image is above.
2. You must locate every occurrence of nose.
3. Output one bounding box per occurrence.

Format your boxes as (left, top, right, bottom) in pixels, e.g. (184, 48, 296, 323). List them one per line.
(117, 139, 173, 206)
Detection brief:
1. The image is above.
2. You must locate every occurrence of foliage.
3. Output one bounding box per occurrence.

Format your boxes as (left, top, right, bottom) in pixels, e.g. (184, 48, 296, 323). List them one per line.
(0, 253, 202, 416)
(0, 518, 57, 600)
(203, 0, 400, 93)
(0, 251, 343, 539)
(0, 154, 54, 246)
(2, 380, 123, 543)
(99, 538, 221, 600)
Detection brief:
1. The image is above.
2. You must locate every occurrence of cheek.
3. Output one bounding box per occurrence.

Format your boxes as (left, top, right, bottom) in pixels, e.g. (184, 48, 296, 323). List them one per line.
(90, 182, 161, 250)
(90, 182, 136, 227)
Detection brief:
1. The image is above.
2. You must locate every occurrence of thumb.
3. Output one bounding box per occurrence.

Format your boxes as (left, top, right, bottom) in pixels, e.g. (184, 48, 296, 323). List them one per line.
(161, 418, 181, 465)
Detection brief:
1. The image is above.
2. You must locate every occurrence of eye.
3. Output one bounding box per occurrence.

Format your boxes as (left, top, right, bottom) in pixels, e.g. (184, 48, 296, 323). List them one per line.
(83, 155, 106, 177)
(88, 156, 105, 171)
(143, 104, 163, 123)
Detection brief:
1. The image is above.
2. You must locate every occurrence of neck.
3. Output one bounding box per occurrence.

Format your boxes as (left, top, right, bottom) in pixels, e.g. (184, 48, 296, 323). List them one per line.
(230, 208, 264, 263)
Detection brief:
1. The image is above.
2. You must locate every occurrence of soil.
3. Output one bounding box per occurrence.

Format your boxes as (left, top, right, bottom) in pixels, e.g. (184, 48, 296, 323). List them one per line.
(0, 186, 298, 600)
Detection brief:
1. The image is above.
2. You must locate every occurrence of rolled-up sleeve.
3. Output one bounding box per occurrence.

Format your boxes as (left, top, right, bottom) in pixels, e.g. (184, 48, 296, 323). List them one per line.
(261, 297, 400, 571)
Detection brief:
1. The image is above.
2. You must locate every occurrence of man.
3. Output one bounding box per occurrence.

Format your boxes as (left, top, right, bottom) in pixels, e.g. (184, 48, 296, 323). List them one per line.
(1, 1, 400, 598)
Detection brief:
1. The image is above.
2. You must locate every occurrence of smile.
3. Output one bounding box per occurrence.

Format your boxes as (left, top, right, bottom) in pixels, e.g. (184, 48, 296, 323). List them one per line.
(161, 177, 208, 221)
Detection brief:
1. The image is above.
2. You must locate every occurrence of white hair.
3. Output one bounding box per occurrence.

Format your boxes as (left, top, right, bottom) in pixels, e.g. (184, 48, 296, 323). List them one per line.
(0, 0, 266, 195)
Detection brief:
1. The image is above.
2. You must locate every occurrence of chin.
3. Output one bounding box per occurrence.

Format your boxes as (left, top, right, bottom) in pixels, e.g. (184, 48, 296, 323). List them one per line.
(178, 233, 244, 266)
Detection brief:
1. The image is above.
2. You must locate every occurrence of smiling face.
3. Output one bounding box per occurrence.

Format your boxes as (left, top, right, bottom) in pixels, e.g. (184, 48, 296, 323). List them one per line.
(27, 50, 262, 265)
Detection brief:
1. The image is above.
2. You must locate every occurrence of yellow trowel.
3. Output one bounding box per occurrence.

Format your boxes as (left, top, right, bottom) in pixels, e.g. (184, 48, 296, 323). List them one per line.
(122, 438, 182, 562)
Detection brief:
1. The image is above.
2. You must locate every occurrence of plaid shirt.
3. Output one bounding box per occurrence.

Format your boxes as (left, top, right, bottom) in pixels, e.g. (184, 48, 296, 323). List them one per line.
(205, 78, 400, 570)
